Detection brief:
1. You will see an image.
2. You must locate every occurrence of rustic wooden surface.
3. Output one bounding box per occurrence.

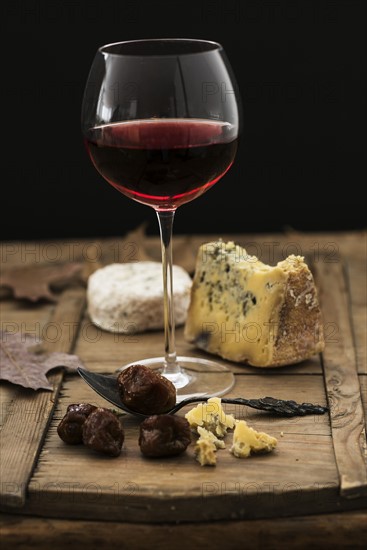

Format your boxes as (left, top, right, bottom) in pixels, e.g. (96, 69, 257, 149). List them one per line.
(314, 261, 367, 497)
(1, 511, 367, 550)
(0, 288, 86, 508)
(0, 230, 366, 546)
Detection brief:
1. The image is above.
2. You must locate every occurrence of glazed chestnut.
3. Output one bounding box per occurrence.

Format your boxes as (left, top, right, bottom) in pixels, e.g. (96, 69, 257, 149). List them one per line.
(139, 415, 191, 457)
(82, 407, 124, 457)
(117, 365, 176, 415)
(57, 403, 97, 444)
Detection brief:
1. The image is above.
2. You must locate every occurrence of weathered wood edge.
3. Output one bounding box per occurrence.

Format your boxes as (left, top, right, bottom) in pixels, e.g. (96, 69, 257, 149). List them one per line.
(6, 484, 367, 524)
(314, 261, 367, 498)
(0, 235, 366, 524)
(1, 510, 367, 550)
(0, 287, 86, 509)
(345, 258, 367, 376)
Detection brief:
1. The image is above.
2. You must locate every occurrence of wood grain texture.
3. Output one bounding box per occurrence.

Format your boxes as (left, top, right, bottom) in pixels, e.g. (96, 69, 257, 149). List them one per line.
(1, 511, 367, 550)
(21, 374, 352, 522)
(315, 261, 367, 498)
(0, 288, 85, 509)
(1, 231, 366, 526)
(346, 258, 367, 375)
(0, 301, 54, 433)
(75, 319, 324, 375)
(360, 376, 367, 427)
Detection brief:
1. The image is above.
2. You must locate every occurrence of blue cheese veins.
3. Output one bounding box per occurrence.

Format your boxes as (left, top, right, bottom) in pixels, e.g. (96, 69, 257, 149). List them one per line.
(184, 241, 324, 367)
(186, 398, 278, 466)
(194, 427, 226, 466)
(185, 397, 236, 438)
(230, 420, 277, 458)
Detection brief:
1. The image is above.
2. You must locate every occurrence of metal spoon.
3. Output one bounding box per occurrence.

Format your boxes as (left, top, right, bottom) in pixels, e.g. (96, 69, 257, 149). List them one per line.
(77, 367, 328, 418)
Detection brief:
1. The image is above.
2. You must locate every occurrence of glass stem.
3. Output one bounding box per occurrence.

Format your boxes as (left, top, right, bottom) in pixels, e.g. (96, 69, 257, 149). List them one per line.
(156, 210, 179, 375)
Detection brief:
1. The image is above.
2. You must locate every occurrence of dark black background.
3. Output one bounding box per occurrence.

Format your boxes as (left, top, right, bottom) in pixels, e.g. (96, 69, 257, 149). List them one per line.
(2, 0, 366, 240)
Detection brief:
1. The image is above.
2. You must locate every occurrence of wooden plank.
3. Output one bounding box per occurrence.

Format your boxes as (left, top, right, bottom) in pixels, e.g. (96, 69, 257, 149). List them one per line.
(0, 288, 85, 509)
(1, 231, 366, 523)
(0, 384, 18, 431)
(18, 374, 356, 522)
(75, 319, 324, 375)
(1, 511, 367, 550)
(314, 261, 367, 498)
(0, 299, 53, 332)
(0, 302, 54, 431)
(346, 258, 367, 375)
(360, 376, 367, 427)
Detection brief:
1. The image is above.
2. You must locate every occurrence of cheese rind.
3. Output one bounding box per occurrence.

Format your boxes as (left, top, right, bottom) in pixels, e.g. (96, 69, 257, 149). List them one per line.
(87, 262, 192, 333)
(184, 241, 324, 367)
(230, 420, 277, 458)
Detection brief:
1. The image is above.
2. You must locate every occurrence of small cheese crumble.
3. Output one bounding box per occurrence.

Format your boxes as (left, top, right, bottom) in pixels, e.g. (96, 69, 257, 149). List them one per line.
(197, 426, 226, 449)
(230, 420, 277, 458)
(195, 438, 217, 466)
(187, 398, 278, 466)
(185, 397, 236, 438)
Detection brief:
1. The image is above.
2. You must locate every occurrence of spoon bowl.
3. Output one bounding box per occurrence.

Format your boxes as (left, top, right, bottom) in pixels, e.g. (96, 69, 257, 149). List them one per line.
(77, 368, 328, 418)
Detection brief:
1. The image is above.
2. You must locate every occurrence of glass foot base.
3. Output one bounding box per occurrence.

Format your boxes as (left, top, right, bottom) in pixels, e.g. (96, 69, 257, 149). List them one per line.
(115, 356, 235, 401)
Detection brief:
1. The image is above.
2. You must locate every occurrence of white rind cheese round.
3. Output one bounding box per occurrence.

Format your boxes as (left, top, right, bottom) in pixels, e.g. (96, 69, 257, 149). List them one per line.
(87, 262, 192, 334)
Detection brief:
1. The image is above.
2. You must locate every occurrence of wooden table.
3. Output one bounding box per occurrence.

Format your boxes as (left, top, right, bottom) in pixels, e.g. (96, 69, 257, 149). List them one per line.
(1, 230, 366, 548)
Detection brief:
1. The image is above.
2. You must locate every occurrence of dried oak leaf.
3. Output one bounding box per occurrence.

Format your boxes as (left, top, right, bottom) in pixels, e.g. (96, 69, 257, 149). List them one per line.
(0, 262, 83, 302)
(0, 331, 85, 391)
(119, 223, 155, 263)
(118, 224, 197, 273)
(173, 237, 197, 274)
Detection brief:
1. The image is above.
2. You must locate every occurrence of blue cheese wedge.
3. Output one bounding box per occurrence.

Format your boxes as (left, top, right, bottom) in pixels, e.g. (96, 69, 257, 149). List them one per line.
(230, 420, 277, 458)
(184, 241, 324, 367)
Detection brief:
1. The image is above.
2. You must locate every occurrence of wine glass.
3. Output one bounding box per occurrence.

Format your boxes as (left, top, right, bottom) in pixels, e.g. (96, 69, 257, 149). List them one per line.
(81, 39, 240, 399)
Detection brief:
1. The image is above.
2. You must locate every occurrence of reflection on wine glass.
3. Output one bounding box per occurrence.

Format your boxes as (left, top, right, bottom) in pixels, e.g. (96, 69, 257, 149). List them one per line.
(81, 39, 240, 399)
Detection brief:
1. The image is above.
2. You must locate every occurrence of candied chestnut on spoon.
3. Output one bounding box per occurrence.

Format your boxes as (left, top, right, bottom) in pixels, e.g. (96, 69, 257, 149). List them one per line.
(78, 367, 329, 419)
(117, 365, 176, 415)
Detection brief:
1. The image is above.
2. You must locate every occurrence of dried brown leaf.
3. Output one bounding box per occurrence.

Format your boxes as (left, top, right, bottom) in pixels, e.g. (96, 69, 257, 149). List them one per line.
(119, 223, 155, 263)
(119, 223, 197, 273)
(0, 331, 85, 391)
(173, 237, 198, 274)
(0, 262, 83, 302)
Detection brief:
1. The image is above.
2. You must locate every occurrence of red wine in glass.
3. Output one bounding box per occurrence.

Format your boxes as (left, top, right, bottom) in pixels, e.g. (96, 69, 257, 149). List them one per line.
(81, 39, 241, 398)
(85, 119, 238, 209)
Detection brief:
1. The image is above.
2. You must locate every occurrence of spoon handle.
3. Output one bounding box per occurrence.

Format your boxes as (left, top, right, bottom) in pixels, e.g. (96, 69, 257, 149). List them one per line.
(222, 396, 328, 416)
(172, 396, 328, 417)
